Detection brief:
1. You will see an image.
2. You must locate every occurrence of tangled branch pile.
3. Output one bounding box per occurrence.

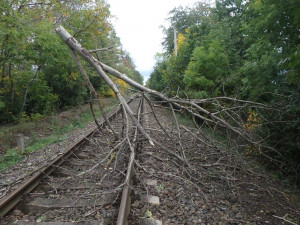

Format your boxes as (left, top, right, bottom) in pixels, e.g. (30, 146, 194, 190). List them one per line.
(56, 25, 299, 184)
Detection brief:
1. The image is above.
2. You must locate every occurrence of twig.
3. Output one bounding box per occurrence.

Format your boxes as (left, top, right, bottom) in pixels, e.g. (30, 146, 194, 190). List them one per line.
(89, 100, 101, 129)
(273, 214, 298, 225)
(89, 46, 114, 53)
(180, 125, 214, 148)
(68, 47, 118, 139)
(77, 139, 126, 176)
(144, 94, 171, 139)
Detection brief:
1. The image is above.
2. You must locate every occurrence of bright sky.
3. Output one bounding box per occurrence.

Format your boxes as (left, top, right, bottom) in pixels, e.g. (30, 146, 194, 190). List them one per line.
(107, 0, 208, 82)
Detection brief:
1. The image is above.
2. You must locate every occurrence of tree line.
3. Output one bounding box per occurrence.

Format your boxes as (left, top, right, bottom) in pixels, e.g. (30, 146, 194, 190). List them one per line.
(0, 0, 143, 124)
(147, 0, 300, 179)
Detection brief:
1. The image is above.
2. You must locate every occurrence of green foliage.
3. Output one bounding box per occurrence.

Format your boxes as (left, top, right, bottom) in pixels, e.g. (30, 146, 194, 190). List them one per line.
(239, 0, 300, 176)
(289, 44, 300, 83)
(0, 149, 22, 171)
(0, 98, 119, 171)
(239, 41, 281, 100)
(145, 210, 153, 218)
(147, 0, 300, 181)
(27, 75, 58, 114)
(0, 95, 4, 110)
(162, 2, 211, 54)
(0, 0, 141, 125)
(30, 113, 44, 122)
(147, 64, 166, 92)
(184, 39, 229, 98)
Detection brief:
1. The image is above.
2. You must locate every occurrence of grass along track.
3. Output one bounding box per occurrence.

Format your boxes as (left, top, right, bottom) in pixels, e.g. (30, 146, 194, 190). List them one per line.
(0, 98, 119, 171)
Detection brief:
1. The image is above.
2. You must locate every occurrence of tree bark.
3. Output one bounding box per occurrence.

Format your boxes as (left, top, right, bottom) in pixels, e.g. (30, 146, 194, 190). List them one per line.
(56, 26, 154, 145)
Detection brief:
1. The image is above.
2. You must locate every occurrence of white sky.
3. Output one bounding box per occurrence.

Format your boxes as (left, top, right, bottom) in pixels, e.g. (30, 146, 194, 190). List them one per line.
(107, 0, 208, 81)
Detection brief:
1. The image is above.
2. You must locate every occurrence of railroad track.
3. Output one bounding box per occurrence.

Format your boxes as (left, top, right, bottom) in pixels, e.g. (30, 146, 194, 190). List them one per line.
(2, 95, 299, 225)
(0, 94, 144, 225)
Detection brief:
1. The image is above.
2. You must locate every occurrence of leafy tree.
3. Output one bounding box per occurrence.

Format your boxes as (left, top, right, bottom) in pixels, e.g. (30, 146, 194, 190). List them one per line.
(184, 39, 229, 98)
(25, 73, 58, 115)
(147, 59, 167, 92)
(162, 2, 211, 54)
(0, 0, 141, 124)
(147, 0, 300, 178)
(240, 0, 300, 174)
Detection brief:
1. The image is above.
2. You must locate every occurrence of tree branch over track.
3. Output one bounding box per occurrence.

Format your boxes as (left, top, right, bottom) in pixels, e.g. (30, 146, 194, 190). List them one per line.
(56, 26, 154, 147)
(56, 25, 285, 168)
(68, 47, 118, 139)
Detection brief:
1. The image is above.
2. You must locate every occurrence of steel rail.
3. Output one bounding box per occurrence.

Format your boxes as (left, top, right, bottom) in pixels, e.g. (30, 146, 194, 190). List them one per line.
(0, 95, 138, 217)
(116, 94, 144, 225)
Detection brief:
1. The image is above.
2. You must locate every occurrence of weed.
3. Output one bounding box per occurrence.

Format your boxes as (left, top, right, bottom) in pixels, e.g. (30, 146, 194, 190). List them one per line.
(31, 113, 44, 122)
(145, 210, 152, 218)
(155, 184, 164, 191)
(36, 215, 47, 222)
(25, 135, 61, 154)
(0, 149, 22, 171)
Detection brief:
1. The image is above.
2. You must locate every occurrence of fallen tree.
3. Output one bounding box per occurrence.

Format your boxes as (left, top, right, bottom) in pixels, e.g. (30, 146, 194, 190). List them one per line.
(55, 25, 289, 172)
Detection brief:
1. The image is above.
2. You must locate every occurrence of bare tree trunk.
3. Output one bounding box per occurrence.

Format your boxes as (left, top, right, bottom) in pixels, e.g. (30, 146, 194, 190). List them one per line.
(56, 26, 154, 146)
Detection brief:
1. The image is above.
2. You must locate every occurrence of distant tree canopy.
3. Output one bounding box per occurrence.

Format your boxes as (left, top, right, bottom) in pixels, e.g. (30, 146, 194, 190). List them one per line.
(147, 0, 300, 175)
(0, 0, 143, 124)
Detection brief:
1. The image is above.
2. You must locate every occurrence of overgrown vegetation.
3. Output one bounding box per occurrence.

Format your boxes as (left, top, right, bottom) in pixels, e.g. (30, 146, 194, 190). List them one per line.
(0, 98, 118, 171)
(147, 0, 300, 182)
(0, 0, 143, 125)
